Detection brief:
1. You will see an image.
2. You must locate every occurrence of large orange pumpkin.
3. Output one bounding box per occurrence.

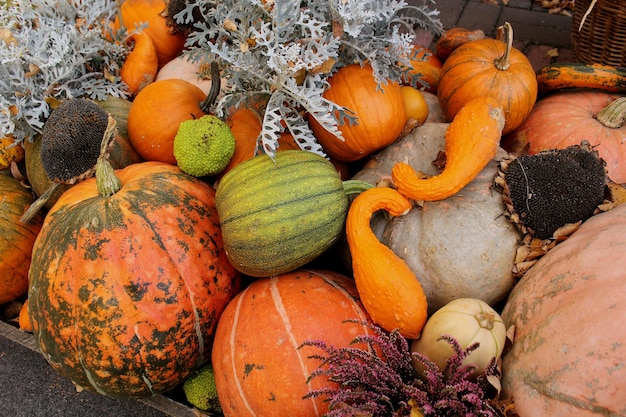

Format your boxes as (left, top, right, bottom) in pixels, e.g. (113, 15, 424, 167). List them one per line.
(501, 203, 626, 416)
(28, 161, 241, 398)
(309, 63, 407, 162)
(0, 174, 44, 305)
(127, 79, 206, 164)
(112, 0, 186, 68)
(437, 23, 537, 135)
(212, 269, 373, 417)
(503, 90, 626, 184)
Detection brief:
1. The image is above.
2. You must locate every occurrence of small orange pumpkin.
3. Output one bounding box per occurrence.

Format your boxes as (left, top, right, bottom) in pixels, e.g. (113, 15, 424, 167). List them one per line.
(127, 78, 206, 164)
(437, 22, 537, 135)
(309, 63, 407, 162)
(112, 0, 186, 68)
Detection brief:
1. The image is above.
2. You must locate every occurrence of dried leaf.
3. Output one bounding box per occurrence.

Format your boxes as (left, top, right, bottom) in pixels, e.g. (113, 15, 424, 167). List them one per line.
(552, 221, 581, 238)
(546, 48, 559, 58)
(223, 18, 238, 31)
(310, 57, 336, 74)
(608, 181, 626, 206)
(0, 28, 17, 46)
(24, 63, 40, 77)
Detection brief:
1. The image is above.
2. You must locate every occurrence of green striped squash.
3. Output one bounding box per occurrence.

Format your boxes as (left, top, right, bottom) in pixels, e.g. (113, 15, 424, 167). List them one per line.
(216, 150, 349, 277)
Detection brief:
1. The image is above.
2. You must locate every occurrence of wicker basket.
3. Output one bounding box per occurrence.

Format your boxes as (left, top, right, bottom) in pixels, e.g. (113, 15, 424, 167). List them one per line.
(571, 0, 626, 67)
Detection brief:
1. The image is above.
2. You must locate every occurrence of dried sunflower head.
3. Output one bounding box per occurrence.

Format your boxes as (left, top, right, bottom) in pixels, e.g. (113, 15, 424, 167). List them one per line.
(495, 141, 607, 241)
(40, 98, 110, 184)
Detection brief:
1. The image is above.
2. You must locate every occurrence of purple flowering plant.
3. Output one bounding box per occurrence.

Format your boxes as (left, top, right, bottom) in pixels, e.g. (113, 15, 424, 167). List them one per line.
(302, 322, 505, 417)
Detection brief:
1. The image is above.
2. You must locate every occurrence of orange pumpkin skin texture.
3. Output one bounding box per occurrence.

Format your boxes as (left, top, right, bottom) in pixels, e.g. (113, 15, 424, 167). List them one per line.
(0, 136, 25, 170)
(435, 27, 485, 62)
(28, 161, 241, 398)
(503, 90, 626, 184)
(128, 79, 206, 164)
(392, 96, 505, 202)
(346, 187, 428, 339)
(113, 0, 186, 68)
(212, 270, 373, 417)
(0, 175, 44, 305)
(402, 46, 442, 93)
(309, 63, 407, 162)
(437, 25, 537, 135)
(501, 204, 626, 417)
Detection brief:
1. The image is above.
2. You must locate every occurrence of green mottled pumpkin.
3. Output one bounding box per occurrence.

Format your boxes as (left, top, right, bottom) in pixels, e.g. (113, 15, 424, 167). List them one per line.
(28, 161, 240, 398)
(215, 150, 349, 277)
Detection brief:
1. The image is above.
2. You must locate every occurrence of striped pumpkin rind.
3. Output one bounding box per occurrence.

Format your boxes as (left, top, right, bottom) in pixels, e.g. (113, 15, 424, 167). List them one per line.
(216, 150, 349, 277)
(212, 269, 373, 417)
(28, 161, 241, 398)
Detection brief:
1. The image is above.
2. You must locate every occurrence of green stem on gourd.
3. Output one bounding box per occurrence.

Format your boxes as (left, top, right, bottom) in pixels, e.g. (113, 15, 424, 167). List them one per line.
(342, 179, 375, 196)
(200, 62, 221, 114)
(596, 96, 626, 128)
(494, 22, 513, 71)
(95, 115, 122, 197)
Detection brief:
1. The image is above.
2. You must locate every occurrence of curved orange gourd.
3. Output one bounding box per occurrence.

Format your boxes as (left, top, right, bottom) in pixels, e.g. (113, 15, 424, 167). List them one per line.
(346, 186, 428, 339)
(392, 96, 505, 202)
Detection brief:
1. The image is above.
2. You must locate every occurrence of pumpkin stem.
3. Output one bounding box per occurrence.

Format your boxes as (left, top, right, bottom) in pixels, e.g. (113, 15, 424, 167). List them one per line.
(475, 311, 496, 330)
(596, 96, 626, 128)
(200, 61, 221, 113)
(95, 116, 122, 197)
(342, 179, 375, 196)
(494, 22, 513, 71)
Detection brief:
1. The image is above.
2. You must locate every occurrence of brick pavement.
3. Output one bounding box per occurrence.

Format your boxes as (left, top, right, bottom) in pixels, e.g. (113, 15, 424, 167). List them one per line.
(418, 0, 576, 71)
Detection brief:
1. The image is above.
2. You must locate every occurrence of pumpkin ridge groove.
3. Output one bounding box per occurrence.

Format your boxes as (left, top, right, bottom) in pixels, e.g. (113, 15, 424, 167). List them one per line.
(228, 285, 257, 416)
(219, 183, 344, 224)
(269, 276, 321, 416)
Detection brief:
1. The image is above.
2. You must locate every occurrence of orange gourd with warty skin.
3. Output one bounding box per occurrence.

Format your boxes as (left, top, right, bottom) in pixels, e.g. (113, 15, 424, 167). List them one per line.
(346, 186, 428, 339)
(111, 0, 186, 68)
(120, 31, 158, 96)
(392, 95, 505, 202)
(437, 22, 537, 135)
(309, 63, 408, 162)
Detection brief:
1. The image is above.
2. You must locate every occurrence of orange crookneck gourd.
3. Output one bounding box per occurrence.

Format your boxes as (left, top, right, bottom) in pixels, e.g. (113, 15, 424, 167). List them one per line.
(391, 95, 505, 202)
(346, 186, 428, 339)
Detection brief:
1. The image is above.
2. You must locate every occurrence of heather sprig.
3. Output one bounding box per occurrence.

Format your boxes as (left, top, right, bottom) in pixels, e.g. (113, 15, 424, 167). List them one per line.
(302, 323, 503, 417)
(411, 334, 502, 416)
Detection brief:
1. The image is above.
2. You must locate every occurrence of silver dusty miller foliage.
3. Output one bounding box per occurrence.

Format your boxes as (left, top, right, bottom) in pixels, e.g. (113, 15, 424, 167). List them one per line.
(178, 0, 442, 158)
(0, 0, 129, 143)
